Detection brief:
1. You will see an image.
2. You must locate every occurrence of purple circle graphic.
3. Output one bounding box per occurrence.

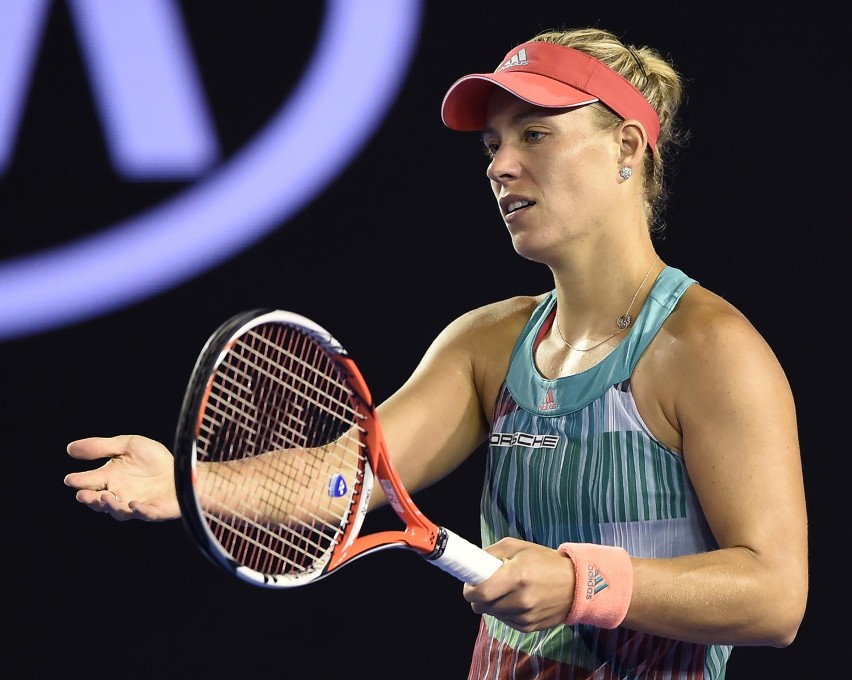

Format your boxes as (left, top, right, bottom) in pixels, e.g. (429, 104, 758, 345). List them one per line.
(0, 0, 422, 340)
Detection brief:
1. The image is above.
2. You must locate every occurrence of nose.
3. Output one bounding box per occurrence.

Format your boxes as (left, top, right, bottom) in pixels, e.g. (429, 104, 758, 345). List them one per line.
(486, 145, 520, 184)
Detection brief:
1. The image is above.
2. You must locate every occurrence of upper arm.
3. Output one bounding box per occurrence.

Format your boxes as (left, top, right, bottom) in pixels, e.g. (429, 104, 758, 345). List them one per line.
(372, 297, 536, 503)
(669, 296, 808, 610)
(628, 290, 808, 643)
(376, 322, 487, 498)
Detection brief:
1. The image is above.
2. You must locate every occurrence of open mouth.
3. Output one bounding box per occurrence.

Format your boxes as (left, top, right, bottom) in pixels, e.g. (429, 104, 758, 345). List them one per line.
(506, 199, 535, 215)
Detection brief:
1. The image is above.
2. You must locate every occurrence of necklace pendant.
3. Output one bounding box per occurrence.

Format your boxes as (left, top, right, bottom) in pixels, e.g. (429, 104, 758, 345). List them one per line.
(616, 314, 632, 330)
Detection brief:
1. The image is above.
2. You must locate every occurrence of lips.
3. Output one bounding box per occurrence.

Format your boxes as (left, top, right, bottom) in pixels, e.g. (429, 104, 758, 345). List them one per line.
(500, 196, 536, 217)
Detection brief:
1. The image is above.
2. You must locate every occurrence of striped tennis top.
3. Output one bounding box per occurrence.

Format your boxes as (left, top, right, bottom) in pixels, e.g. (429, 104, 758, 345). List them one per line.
(468, 266, 732, 680)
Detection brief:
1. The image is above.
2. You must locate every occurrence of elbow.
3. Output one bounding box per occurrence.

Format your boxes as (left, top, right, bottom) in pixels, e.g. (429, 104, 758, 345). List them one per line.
(761, 582, 808, 648)
(748, 545, 809, 648)
(765, 619, 802, 649)
(769, 604, 807, 649)
(764, 618, 801, 648)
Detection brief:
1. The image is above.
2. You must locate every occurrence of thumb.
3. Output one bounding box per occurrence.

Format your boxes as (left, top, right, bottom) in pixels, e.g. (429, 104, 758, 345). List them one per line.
(66, 435, 134, 461)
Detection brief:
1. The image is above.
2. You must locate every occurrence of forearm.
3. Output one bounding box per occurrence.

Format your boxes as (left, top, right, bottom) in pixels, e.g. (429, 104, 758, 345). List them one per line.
(196, 447, 354, 525)
(623, 547, 807, 647)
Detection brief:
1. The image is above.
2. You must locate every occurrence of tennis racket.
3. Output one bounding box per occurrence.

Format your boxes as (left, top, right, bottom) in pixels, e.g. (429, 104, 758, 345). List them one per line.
(173, 309, 502, 588)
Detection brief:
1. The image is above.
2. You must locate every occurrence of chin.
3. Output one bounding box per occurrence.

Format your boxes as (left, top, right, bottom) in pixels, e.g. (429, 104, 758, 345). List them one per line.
(509, 235, 549, 264)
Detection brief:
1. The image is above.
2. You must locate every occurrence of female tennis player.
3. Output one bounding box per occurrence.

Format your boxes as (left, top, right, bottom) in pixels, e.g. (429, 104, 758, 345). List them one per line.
(64, 26, 808, 679)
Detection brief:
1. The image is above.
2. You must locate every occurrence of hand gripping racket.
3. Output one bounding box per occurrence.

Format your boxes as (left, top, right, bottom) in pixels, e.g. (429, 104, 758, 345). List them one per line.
(174, 309, 502, 588)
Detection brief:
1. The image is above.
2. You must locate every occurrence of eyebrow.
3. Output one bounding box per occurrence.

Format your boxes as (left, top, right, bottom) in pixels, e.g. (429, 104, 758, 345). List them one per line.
(480, 107, 565, 137)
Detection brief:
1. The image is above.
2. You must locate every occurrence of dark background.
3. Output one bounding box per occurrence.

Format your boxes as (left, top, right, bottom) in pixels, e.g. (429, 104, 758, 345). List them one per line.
(2, 2, 841, 677)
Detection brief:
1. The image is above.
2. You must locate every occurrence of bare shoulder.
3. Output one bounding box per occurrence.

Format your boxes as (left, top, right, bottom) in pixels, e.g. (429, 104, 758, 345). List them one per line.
(660, 283, 779, 364)
(438, 293, 549, 421)
(442, 293, 549, 345)
(635, 283, 793, 451)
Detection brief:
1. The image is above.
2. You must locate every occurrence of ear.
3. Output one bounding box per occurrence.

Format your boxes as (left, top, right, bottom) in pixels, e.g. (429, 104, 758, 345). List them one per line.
(617, 119, 649, 167)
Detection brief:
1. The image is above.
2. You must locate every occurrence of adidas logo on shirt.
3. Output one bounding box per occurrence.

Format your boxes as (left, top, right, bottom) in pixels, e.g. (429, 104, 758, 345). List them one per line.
(539, 387, 557, 411)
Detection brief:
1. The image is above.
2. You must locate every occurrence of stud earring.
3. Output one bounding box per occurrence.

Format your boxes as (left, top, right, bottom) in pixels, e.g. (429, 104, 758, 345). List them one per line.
(619, 167, 632, 180)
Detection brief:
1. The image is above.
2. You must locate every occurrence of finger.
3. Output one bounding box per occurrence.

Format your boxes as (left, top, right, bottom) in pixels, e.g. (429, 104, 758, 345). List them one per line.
(66, 435, 134, 461)
(64, 468, 109, 491)
(127, 501, 176, 522)
(497, 616, 539, 634)
(98, 491, 137, 521)
(70, 487, 130, 520)
(100, 489, 120, 504)
(468, 595, 531, 622)
(72, 487, 117, 503)
(74, 484, 177, 521)
(484, 536, 526, 560)
(464, 570, 514, 605)
(69, 488, 111, 513)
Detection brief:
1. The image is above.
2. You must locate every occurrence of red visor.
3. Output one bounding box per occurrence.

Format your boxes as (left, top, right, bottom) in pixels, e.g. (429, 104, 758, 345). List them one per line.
(441, 41, 659, 153)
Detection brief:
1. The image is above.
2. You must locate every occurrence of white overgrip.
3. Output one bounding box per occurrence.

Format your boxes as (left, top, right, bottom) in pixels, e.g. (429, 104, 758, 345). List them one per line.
(429, 528, 502, 585)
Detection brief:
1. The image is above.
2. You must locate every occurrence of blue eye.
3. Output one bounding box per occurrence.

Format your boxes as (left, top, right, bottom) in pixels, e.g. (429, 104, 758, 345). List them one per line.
(526, 130, 544, 142)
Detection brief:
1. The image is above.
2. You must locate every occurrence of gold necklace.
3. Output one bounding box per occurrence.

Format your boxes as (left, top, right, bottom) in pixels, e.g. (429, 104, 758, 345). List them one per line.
(554, 256, 660, 352)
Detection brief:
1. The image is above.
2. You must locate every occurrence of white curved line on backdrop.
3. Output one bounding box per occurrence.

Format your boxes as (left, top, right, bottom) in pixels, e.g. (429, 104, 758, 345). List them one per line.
(0, 0, 423, 340)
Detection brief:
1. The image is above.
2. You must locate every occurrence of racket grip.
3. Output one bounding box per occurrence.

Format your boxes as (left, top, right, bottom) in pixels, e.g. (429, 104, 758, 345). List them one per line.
(426, 527, 502, 585)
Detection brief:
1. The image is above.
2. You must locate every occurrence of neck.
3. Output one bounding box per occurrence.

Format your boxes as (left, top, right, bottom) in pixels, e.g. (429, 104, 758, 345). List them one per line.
(551, 253, 662, 348)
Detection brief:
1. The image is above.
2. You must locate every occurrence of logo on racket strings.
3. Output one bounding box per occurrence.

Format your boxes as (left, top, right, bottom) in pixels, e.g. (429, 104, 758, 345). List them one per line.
(328, 474, 348, 498)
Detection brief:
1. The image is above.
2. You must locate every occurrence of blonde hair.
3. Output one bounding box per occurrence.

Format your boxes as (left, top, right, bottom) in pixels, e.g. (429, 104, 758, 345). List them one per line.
(530, 27, 687, 232)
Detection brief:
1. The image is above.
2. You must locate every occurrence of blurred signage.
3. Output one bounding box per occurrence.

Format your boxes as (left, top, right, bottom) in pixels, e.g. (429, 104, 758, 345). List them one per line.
(0, 0, 422, 340)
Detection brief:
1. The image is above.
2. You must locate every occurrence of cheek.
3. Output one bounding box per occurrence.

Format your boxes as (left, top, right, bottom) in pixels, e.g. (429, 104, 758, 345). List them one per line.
(549, 157, 604, 198)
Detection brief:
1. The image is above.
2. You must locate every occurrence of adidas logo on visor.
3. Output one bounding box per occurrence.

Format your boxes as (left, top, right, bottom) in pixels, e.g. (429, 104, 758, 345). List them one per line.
(497, 48, 528, 72)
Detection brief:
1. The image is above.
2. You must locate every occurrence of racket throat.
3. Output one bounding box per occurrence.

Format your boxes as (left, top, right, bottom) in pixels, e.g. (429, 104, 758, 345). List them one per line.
(423, 526, 450, 561)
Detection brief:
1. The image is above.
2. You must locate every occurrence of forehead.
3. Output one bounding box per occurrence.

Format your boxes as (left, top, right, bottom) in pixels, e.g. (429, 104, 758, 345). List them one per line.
(482, 88, 588, 134)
